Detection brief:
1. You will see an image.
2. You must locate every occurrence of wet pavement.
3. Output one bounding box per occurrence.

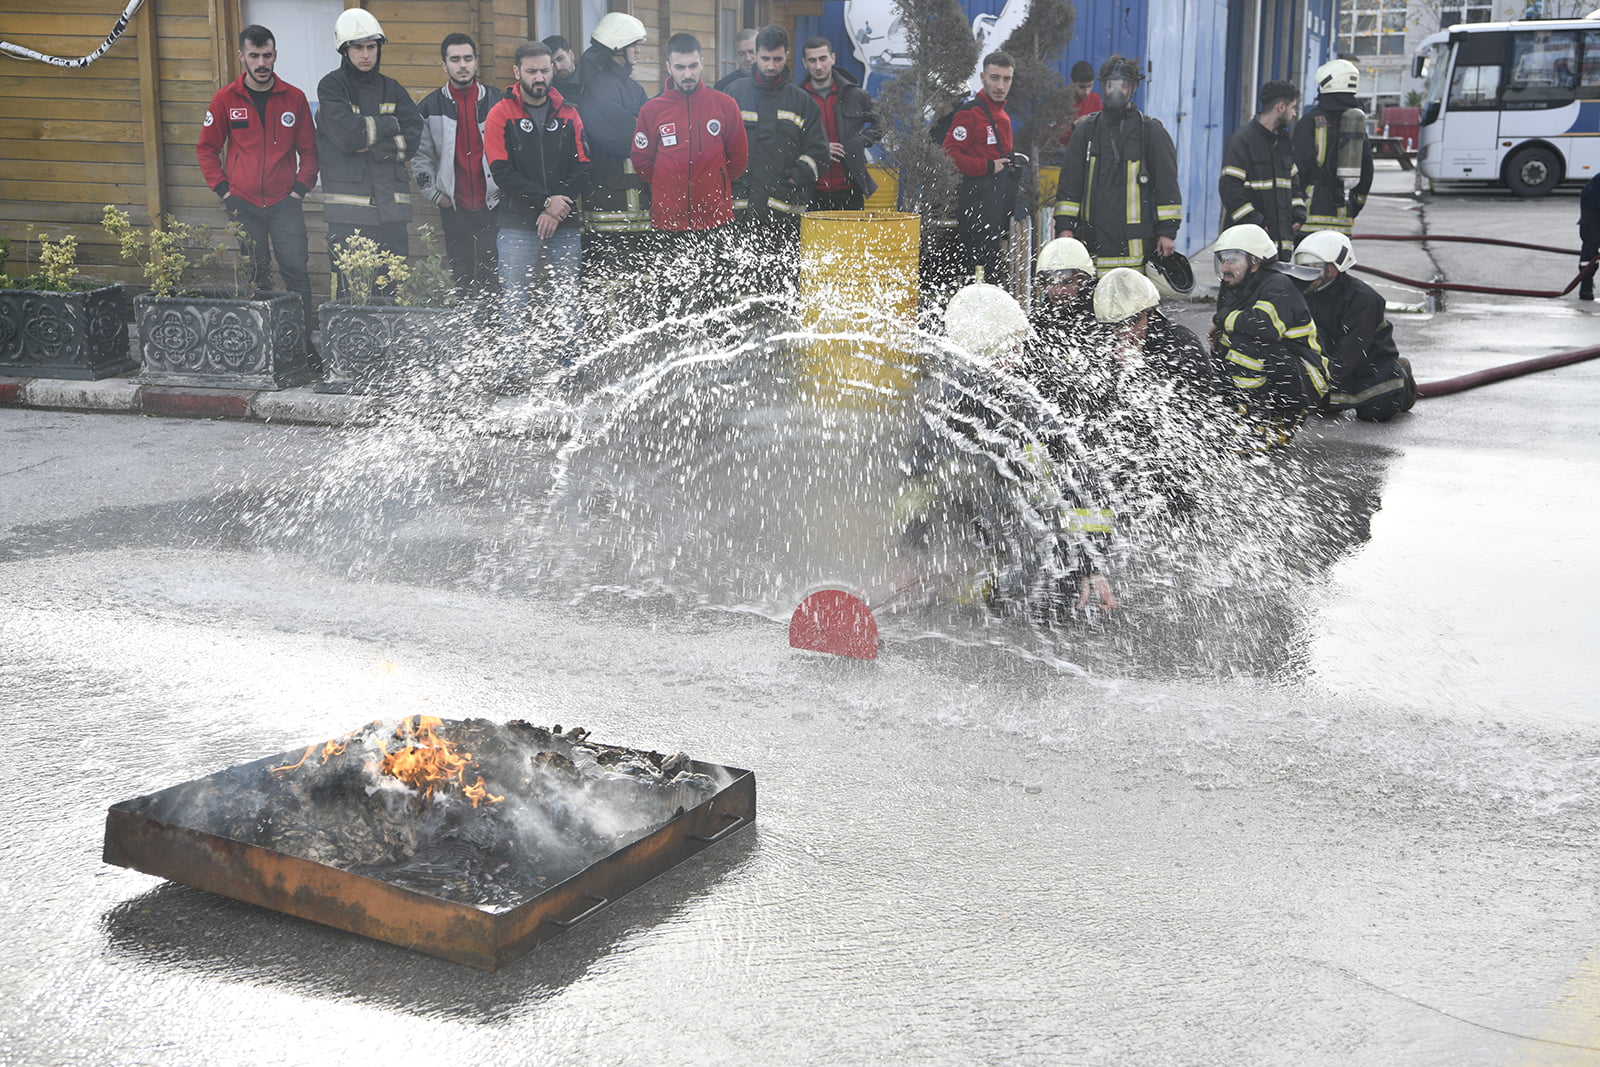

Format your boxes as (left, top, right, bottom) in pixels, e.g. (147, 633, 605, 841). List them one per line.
(2, 168, 1599, 1065)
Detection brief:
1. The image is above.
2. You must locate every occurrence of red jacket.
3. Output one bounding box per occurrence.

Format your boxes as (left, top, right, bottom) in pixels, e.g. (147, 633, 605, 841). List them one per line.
(942, 91, 1013, 179)
(197, 75, 318, 207)
(631, 85, 748, 232)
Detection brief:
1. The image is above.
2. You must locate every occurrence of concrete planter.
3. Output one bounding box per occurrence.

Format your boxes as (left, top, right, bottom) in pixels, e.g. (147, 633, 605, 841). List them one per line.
(316, 299, 454, 394)
(134, 289, 313, 390)
(0, 284, 133, 380)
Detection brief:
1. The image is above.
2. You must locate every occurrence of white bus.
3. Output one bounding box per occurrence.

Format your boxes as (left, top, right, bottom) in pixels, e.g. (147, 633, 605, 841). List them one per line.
(1413, 15, 1600, 196)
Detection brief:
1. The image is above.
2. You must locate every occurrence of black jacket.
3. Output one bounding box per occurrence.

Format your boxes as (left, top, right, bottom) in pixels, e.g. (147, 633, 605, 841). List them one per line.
(315, 52, 423, 226)
(1219, 119, 1305, 257)
(575, 44, 650, 231)
(1213, 265, 1329, 417)
(1303, 271, 1408, 408)
(802, 67, 880, 198)
(484, 85, 590, 231)
(1293, 92, 1373, 234)
(1053, 106, 1182, 270)
(726, 70, 827, 216)
(714, 69, 749, 93)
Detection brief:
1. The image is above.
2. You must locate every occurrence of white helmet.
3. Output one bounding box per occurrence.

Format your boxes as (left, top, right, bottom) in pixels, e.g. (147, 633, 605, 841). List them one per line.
(1093, 268, 1160, 324)
(334, 8, 385, 50)
(945, 283, 1032, 361)
(1293, 230, 1356, 272)
(1037, 237, 1094, 274)
(592, 12, 647, 50)
(1214, 223, 1278, 261)
(1315, 58, 1360, 95)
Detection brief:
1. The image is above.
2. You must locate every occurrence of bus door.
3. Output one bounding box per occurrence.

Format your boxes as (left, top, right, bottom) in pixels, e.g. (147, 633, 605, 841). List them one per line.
(1438, 31, 1506, 180)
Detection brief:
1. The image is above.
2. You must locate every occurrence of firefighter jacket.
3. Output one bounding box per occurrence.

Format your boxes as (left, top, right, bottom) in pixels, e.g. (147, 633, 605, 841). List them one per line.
(631, 85, 749, 232)
(1302, 271, 1410, 410)
(1212, 265, 1331, 416)
(315, 54, 422, 226)
(1219, 119, 1305, 257)
(1579, 173, 1600, 257)
(575, 45, 651, 233)
(942, 92, 1020, 240)
(726, 70, 827, 216)
(1293, 92, 1373, 235)
(198, 75, 318, 207)
(1053, 107, 1182, 272)
(411, 81, 502, 210)
(485, 85, 590, 232)
(804, 68, 880, 198)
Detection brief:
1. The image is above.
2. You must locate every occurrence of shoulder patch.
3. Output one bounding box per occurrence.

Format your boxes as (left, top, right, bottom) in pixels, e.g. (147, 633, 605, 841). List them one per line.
(952, 124, 968, 142)
(634, 130, 649, 149)
(203, 110, 214, 127)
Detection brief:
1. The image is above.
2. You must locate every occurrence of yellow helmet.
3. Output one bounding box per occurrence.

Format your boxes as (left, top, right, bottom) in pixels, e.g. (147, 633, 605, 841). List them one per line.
(334, 8, 385, 50)
(1093, 268, 1160, 324)
(1214, 223, 1278, 261)
(1037, 237, 1094, 274)
(945, 283, 1031, 361)
(592, 12, 647, 50)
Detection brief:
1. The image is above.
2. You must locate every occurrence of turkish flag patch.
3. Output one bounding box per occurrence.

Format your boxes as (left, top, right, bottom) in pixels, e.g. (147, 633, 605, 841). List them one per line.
(229, 108, 249, 122)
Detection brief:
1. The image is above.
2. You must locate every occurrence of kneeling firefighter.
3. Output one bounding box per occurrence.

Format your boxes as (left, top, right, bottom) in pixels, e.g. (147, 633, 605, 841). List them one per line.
(897, 282, 1117, 619)
(1292, 231, 1417, 422)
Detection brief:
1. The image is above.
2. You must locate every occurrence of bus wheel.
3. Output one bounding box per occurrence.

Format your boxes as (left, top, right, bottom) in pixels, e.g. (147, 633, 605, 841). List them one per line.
(1504, 146, 1561, 198)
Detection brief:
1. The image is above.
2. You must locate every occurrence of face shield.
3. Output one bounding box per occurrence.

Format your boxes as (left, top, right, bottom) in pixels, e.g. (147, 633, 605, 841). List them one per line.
(1101, 77, 1134, 109)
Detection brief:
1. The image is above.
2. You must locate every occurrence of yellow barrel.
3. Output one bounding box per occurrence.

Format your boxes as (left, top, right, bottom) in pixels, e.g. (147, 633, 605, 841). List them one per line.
(798, 210, 921, 407)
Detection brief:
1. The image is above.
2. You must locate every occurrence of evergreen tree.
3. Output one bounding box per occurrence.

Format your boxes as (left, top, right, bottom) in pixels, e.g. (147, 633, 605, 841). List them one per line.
(1001, 0, 1077, 216)
(875, 0, 979, 215)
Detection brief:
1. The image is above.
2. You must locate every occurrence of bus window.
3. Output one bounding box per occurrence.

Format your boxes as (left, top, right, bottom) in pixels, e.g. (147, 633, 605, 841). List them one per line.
(1449, 63, 1501, 110)
(1583, 31, 1600, 99)
(1420, 47, 1449, 123)
(1504, 30, 1578, 108)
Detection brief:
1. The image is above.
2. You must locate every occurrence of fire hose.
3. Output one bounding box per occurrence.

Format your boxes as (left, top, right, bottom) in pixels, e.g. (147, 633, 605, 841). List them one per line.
(1, 0, 146, 67)
(1348, 232, 1600, 397)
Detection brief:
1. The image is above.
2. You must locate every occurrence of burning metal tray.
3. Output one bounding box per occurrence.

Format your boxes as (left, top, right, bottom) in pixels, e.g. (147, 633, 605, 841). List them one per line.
(103, 719, 755, 971)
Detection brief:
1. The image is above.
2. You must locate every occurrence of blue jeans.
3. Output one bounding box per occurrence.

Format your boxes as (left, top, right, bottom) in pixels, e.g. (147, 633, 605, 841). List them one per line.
(498, 224, 581, 356)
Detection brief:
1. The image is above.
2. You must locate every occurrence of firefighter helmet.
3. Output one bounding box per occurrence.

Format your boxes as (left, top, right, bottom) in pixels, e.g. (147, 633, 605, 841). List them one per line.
(1037, 237, 1094, 274)
(1144, 250, 1195, 298)
(1093, 268, 1160, 324)
(945, 283, 1031, 361)
(1214, 223, 1278, 261)
(334, 9, 385, 50)
(1315, 58, 1360, 95)
(1293, 231, 1357, 273)
(592, 12, 647, 50)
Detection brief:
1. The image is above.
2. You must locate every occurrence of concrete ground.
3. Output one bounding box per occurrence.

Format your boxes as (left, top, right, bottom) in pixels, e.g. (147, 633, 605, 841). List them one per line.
(1, 165, 1598, 1066)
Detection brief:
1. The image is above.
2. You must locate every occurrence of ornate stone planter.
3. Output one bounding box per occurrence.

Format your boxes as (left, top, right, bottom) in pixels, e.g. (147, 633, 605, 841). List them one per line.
(134, 289, 313, 390)
(316, 299, 455, 394)
(0, 284, 133, 380)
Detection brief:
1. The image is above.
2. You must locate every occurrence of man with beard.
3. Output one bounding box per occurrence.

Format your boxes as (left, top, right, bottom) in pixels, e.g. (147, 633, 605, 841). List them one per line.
(543, 36, 579, 97)
(1294, 59, 1373, 236)
(411, 33, 501, 296)
(1292, 231, 1416, 421)
(485, 41, 589, 353)
(197, 25, 318, 341)
(1209, 223, 1330, 443)
(631, 33, 748, 318)
(1052, 55, 1182, 275)
(316, 8, 421, 297)
(726, 25, 827, 294)
(575, 14, 651, 271)
(942, 51, 1023, 284)
(1219, 81, 1304, 260)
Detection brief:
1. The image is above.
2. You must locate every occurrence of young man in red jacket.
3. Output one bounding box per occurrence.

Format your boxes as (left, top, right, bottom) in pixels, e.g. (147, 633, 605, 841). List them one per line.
(942, 51, 1023, 286)
(631, 32, 748, 317)
(197, 24, 318, 336)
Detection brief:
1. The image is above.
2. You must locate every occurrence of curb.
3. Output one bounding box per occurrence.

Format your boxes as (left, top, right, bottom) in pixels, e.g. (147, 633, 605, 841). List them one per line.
(0, 373, 378, 428)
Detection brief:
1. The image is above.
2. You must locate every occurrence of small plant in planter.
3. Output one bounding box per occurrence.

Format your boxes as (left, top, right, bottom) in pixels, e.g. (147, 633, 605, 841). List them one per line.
(317, 226, 460, 395)
(102, 205, 314, 391)
(0, 228, 133, 380)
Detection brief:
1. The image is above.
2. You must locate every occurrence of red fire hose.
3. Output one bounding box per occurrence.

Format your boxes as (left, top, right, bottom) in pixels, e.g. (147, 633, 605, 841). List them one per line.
(1344, 232, 1599, 396)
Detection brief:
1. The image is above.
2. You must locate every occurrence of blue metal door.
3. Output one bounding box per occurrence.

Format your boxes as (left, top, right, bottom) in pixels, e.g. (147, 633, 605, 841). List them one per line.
(1148, 0, 1230, 255)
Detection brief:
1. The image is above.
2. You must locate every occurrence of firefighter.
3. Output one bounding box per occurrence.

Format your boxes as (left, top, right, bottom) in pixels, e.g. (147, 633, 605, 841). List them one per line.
(574, 13, 651, 273)
(1294, 59, 1373, 237)
(1029, 237, 1097, 353)
(1219, 80, 1305, 259)
(1209, 223, 1330, 441)
(1292, 231, 1417, 422)
(896, 282, 1118, 617)
(316, 9, 421, 297)
(1052, 55, 1182, 276)
(1578, 172, 1599, 301)
(725, 25, 827, 295)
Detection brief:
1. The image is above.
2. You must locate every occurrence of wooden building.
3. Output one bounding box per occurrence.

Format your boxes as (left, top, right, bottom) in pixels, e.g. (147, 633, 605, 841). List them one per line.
(0, 0, 820, 293)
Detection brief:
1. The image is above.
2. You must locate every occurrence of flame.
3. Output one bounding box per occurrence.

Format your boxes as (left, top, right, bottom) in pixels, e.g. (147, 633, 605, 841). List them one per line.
(377, 716, 488, 802)
(269, 732, 354, 775)
(463, 776, 505, 808)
